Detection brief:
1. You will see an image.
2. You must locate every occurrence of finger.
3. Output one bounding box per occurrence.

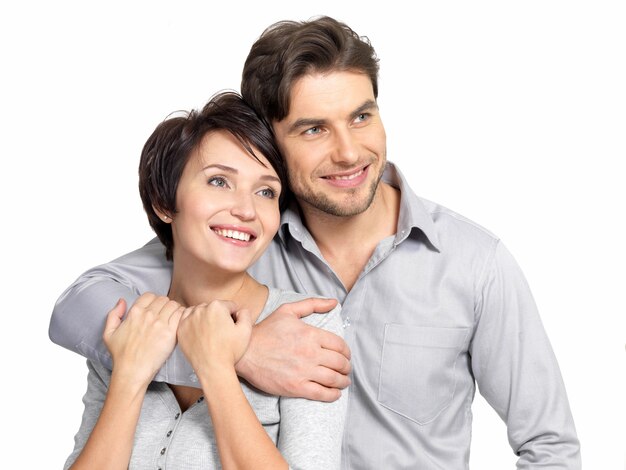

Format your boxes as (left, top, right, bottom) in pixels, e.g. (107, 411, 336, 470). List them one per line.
(103, 298, 126, 339)
(279, 297, 339, 319)
(317, 348, 352, 376)
(181, 306, 194, 321)
(210, 299, 238, 315)
(132, 292, 158, 309)
(147, 295, 173, 314)
(318, 329, 351, 361)
(169, 306, 185, 327)
(299, 381, 343, 403)
(309, 364, 351, 390)
(234, 308, 253, 329)
(157, 299, 182, 320)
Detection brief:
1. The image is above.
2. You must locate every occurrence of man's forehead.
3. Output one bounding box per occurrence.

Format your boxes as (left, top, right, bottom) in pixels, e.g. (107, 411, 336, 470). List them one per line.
(285, 71, 376, 119)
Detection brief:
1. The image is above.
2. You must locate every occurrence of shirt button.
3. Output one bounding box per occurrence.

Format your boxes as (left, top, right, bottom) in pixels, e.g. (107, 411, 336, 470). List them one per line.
(166, 430, 172, 437)
(160, 447, 166, 455)
(174, 412, 180, 420)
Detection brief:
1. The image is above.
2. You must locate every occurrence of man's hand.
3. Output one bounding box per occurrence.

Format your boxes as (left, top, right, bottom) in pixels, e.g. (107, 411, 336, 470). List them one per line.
(235, 297, 351, 402)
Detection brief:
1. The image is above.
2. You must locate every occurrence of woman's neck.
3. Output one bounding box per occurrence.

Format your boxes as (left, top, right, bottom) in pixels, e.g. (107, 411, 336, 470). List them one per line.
(168, 265, 266, 315)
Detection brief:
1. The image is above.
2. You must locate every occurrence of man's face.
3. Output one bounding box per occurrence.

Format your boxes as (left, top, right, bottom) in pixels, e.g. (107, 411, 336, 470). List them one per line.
(272, 71, 387, 218)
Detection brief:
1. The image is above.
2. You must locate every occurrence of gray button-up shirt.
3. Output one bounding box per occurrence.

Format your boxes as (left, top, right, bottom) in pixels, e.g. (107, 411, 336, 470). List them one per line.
(50, 162, 580, 469)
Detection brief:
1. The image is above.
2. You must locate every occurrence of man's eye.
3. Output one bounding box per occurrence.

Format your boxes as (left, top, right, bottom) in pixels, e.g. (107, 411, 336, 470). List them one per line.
(304, 126, 321, 135)
(356, 113, 369, 123)
(208, 176, 228, 188)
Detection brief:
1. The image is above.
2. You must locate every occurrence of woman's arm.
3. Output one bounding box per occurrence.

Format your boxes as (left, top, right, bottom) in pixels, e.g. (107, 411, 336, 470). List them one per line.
(275, 304, 347, 469)
(67, 294, 182, 470)
(177, 301, 288, 470)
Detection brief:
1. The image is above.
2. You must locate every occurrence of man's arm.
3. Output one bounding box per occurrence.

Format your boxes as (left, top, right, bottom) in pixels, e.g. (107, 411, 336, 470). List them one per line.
(50, 238, 351, 400)
(471, 241, 581, 469)
(49, 238, 172, 368)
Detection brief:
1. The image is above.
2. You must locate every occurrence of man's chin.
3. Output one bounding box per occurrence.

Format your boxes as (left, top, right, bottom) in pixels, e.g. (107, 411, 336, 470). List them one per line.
(300, 193, 375, 218)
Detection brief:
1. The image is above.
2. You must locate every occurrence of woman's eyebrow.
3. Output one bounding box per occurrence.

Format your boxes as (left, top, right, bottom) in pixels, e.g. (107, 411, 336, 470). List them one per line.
(203, 163, 280, 184)
(202, 163, 237, 173)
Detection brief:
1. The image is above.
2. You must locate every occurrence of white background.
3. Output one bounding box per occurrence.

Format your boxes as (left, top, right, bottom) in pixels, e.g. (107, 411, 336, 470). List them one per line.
(1, 1, 624, 468)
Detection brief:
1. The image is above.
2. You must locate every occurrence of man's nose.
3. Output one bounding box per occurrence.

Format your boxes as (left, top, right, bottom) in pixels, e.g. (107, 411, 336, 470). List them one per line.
(330, 128, 359, 165)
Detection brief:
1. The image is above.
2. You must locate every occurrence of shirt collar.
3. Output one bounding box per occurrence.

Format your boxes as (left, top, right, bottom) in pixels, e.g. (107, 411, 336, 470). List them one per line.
(278, 162, 441, 251)
(383, 162, 441, 251)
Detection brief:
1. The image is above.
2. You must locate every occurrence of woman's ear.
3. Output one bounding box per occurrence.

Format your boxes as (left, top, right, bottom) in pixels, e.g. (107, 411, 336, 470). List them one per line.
(153, 205, 172, 224)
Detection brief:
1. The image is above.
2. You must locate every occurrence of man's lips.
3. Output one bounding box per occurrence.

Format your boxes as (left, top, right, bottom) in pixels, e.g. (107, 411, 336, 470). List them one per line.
(321, 165, 370, 187)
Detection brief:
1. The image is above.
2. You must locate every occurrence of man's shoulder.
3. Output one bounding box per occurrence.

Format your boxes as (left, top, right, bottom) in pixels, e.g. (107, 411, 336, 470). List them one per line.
(421, 197, 497, 237)
(414, 196, 501, 255)
(386, 163, 500, 250)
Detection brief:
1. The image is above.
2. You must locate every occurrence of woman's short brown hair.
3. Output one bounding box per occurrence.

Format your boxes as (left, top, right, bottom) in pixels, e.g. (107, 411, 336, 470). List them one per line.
(138, 91, 287, 260)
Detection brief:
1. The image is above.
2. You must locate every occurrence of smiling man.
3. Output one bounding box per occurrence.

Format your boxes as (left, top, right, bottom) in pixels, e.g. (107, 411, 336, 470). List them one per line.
(50, 16, 581, 468)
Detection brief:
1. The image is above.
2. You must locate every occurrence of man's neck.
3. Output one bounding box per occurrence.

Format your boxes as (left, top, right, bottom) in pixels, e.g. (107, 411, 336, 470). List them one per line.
(300, 182, 400, 291)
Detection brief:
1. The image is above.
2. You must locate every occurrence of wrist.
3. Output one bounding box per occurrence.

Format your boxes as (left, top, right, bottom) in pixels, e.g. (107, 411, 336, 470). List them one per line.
(197, 362, 238, 390)
(110, 367, 152, 395)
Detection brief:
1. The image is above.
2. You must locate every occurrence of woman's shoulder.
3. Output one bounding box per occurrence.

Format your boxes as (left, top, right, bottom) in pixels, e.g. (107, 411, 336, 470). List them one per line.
(259, 287, 344, 335)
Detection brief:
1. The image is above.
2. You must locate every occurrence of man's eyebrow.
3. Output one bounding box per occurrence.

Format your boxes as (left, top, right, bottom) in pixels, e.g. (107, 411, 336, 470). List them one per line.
(351, 100, 378, 119)
(287, 99, 379, 133)
(288, 117, 325, 134)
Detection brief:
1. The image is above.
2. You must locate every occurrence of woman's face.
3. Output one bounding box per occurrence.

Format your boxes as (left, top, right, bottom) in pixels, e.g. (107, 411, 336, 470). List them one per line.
(169, 130, 282, 275)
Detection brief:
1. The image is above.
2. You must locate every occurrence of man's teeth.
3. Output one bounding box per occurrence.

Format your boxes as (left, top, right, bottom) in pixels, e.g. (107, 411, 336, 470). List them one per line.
(213, 228, 251, 241)
(327, 169, 363, 180)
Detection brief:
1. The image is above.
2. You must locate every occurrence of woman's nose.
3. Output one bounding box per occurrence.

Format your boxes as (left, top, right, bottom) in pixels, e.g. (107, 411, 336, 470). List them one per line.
(230, 192, 256, 221)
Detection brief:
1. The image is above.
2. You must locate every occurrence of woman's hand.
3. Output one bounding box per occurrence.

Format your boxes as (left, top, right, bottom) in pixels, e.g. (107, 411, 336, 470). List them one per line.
(103, 293, 184, 388)
(177, 300, 253, 375)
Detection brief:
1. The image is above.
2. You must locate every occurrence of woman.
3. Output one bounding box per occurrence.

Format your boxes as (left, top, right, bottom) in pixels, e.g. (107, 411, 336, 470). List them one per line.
(64, 92, 346, 469)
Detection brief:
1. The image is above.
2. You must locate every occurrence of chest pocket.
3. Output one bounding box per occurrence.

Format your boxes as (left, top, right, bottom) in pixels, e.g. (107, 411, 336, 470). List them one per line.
(378, 324, 469, 425)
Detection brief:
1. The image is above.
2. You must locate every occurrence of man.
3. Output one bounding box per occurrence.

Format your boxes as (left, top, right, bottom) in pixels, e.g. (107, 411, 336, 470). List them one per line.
(50, 16, 580, 468)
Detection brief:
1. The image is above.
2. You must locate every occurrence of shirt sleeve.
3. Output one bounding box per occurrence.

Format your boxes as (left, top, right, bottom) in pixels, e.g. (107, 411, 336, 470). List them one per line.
(470, 241, 581, 469)
(49, 238, 172, 370)
(277, 305, 347, 470)
(63, 360, 111, 470)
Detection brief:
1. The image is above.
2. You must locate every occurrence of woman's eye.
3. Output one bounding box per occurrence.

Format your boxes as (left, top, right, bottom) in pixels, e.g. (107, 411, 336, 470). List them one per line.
(257, 188, 276, 199)
(208, 176, 228, 188)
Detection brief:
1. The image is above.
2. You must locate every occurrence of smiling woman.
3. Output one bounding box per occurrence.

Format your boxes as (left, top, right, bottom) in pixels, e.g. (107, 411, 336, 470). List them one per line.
(60, 91, 347, 470)
(152, 131, 282, 277)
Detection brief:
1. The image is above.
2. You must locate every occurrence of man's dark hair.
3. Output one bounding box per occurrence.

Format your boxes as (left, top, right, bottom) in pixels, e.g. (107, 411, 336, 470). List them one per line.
(241, 16, 379, 124)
